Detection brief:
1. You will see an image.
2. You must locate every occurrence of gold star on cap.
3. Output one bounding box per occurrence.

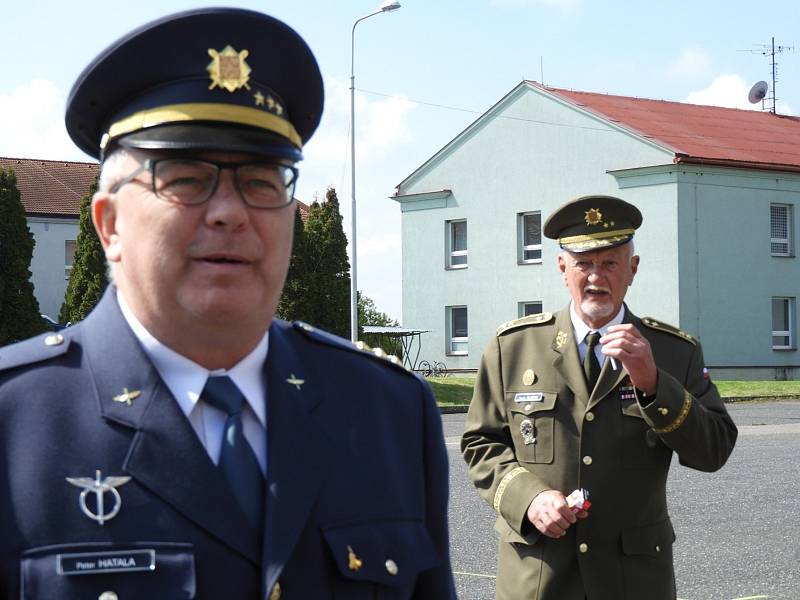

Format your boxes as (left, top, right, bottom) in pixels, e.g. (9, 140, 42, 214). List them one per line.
(207, 45, 251, 92)
(253, 91, 265, 106)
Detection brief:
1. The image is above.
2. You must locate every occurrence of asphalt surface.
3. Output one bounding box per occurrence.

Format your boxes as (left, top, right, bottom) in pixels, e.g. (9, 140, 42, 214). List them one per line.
(443, 400, 800, 600)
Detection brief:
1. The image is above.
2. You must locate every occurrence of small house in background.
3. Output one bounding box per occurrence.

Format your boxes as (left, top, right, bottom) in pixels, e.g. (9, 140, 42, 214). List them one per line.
(393, 81, 800, 379)
(1, 157, 98, 320)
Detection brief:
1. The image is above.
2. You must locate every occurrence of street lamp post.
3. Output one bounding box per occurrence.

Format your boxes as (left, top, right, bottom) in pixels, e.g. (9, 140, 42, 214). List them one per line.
(350, 0, 401, 343)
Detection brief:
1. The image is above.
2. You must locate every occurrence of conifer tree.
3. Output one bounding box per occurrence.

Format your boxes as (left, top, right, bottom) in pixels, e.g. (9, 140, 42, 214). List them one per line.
(299, 187, 351, 337)
(0, 168, 48, 344)
(60, 176, 108, 323)
(276, 203, 307, 321)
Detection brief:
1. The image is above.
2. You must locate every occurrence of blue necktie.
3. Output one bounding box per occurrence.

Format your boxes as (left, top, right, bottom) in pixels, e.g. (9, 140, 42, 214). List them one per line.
(201, 376, 264, 528)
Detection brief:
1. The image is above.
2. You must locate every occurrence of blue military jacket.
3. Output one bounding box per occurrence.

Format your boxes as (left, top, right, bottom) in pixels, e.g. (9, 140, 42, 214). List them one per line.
(0, 291, 455, 599)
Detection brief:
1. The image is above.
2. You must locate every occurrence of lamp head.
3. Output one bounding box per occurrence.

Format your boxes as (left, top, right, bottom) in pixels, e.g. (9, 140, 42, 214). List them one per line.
(379, 1, 401, 12)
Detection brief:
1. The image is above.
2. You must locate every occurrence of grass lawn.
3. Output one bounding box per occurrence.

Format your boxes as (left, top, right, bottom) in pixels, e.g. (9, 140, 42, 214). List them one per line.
(427, 376, 800, 407)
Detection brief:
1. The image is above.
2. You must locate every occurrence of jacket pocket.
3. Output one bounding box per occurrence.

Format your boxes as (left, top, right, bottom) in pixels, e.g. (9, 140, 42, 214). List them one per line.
(322, 519, 439, 600)
(21, 542, 195, 600)
(506, 391, 557, 464)
(620, 519, 677, 598)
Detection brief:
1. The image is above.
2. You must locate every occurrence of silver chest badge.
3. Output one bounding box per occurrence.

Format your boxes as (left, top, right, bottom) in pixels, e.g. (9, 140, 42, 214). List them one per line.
(66, 470, 131, 525)
(520, 419, 536, 445)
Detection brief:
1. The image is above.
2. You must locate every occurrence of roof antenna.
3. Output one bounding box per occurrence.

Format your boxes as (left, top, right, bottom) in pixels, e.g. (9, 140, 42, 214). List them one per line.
(540, 56, 544, 86)
(748, 80, 769, 109)
(740, 37, 794, 113)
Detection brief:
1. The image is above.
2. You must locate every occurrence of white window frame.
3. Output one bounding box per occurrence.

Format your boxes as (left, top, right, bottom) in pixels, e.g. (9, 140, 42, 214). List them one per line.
(772, 296, 795, 350)
(446, 219, 468, 269)
(446, 305, 468, 355)
(518, 211, 542, 264)
(518, 301, 543, 318)
(770, 204, 793, 257)
(65, 239, 77, 280)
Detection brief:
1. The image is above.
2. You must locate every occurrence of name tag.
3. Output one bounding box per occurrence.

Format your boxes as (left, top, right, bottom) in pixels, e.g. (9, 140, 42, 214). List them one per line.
(514, 392, 543, 403)
(57, 549, 156, 576)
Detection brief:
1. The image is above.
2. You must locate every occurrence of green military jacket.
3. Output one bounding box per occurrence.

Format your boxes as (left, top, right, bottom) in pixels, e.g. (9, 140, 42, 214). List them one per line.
(462, 306, 737, 600)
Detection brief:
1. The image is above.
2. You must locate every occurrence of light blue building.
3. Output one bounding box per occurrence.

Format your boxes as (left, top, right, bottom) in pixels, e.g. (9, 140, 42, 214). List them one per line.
(393, 81, 800, 379)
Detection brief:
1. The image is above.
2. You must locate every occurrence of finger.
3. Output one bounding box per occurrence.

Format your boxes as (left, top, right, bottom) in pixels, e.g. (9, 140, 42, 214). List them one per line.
(575, 510, 589, 519)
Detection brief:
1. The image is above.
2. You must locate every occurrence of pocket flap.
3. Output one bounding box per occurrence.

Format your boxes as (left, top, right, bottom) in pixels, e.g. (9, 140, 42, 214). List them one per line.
(621, 519, 675, 557)
(507, 391, 557, 415)
(620, 400, 644, 419)
(494, 516, 541, 546)
(322, 520, 439, 587)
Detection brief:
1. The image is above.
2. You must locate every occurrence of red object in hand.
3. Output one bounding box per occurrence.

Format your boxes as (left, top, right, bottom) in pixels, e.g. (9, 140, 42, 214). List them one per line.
(566, 488, 591, 513)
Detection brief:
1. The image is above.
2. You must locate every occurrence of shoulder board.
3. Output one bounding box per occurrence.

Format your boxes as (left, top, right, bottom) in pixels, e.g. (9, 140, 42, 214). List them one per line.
(0, 331, 72, 373)
(496, 312, 554, 336)
(292, 321, 413, 376)
(640, 317, 696, 346)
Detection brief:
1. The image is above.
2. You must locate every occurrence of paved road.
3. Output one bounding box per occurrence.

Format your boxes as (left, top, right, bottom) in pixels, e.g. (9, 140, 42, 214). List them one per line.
(443, 401, 800, 600)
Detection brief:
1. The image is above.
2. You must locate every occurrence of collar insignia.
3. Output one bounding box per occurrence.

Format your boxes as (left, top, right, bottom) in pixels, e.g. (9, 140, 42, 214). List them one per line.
(555, 331, 568, 349)
(286, 374, 305, 391)
(207, 45, 251, 92)
(112, 388, 140, 406)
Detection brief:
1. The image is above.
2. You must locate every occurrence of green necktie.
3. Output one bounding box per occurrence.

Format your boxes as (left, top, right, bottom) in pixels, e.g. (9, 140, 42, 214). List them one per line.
(583, 331, 602, 391)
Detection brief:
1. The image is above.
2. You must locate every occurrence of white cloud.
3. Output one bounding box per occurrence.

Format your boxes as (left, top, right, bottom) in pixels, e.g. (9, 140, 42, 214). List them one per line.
(0, 79, 85, 161)
(684, 74, 762, 110)
(665, 48, 712, 80)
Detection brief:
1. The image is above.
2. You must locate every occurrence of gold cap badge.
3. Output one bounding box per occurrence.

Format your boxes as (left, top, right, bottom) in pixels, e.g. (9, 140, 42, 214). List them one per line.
(207, 45, 251, 92)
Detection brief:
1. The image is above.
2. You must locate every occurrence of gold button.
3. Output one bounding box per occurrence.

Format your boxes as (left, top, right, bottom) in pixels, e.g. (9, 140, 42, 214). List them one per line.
(385, 559, 398, 576)
(585, 412, 595, 421)
(99, 593, 118, 600)
(658, 407, 669, 416)
(269, 582, 282, 600)
(355, 341, 367, 350)
(44, 334, 64, 346)
(655, 545, 661, 553)
(582, 455, 593, 465)
(524, 404, 532, 411)
(579, 543, 588, 553)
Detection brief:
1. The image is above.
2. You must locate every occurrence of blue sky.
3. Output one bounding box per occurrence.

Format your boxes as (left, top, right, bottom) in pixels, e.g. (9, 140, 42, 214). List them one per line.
(2, 1, 797, 320)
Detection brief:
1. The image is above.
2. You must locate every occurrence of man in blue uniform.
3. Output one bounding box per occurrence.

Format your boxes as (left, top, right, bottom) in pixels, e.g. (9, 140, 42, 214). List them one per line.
(0, 9, 455, 600)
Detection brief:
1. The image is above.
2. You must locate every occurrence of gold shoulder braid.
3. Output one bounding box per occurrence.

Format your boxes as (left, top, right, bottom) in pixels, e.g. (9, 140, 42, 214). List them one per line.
(497, 312, 554, 336)
(640, 317, 696, 346)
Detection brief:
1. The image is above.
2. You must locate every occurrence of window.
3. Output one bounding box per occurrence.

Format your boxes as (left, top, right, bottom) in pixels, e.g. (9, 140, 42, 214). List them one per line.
(518, 212, 542, 264)
(772, 297, 795, 349)
(446, 220, 468, 268)
(771, 204, 793, 256)
(65, 240, 77, 280)
(518, 301, 543, 318)
(447, 306, 468, 355)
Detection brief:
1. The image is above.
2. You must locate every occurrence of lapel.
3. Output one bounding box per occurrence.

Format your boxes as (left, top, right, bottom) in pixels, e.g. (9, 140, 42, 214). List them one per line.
(586, 306, 634, 411)
(84, 289, 261, 564)
(549, 307, 590, 404)
(262, 322, 326, 594)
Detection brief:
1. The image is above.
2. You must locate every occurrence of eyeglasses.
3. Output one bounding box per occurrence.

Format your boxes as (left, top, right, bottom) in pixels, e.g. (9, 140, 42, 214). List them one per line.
(110, 158, 299, 209)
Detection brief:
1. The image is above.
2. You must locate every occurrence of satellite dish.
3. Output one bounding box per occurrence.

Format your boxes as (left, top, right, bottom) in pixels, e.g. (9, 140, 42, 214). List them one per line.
(748, 81, 769, 104)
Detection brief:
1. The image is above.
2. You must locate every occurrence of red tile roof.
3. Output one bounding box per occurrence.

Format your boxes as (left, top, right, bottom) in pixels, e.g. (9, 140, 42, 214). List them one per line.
(1, 156, 313, 219)
(529, 82, 800, 172)
(0, 157, 98, 217)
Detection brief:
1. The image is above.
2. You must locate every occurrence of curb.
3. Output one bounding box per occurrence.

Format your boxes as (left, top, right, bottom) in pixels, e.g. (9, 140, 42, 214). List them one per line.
(439, 395, 799, 414)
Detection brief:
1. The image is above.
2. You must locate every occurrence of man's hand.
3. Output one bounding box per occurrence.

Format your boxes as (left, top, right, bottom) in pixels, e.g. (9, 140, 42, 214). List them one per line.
(526, 490, 588, 538)
(600, 324, 657, 395)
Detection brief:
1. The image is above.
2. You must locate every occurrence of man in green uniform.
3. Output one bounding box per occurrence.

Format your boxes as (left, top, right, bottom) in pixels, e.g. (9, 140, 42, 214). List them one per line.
(462, 195, 737, 600)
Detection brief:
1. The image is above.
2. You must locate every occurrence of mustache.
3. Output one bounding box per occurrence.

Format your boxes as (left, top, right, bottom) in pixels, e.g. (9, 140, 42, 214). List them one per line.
(584, 286, 610, 294)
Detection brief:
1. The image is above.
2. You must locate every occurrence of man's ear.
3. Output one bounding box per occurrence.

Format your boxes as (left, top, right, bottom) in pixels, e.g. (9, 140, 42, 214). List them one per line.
(629, 254, 640, 284)
(91, 192, 122, 263)
(557, 253, 568, 286)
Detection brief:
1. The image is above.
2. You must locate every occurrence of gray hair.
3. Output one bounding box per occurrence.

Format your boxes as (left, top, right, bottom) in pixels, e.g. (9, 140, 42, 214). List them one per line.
(98, 148, 135, 193)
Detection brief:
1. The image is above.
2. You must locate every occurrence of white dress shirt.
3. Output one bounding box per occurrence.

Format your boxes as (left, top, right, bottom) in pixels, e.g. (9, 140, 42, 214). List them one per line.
(117, 290, 268, 475)
(569, 302, 625, 369)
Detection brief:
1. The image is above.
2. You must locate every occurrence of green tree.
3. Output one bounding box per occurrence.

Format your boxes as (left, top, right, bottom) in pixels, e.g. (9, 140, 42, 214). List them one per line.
(276, 203, 307, 321)
(0, 168, 48, 344)
(60, 176, 108, 323)
(298, 187, 351, 337)
(358, 291, 401, 357)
